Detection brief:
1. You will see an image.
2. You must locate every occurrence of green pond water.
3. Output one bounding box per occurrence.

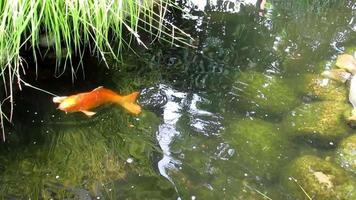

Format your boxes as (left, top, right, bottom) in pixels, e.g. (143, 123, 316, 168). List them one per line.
(1, 0, 356, 199)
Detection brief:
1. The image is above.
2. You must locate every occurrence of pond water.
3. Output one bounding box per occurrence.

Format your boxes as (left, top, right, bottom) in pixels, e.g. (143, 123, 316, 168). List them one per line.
(1, 0, 356, 199)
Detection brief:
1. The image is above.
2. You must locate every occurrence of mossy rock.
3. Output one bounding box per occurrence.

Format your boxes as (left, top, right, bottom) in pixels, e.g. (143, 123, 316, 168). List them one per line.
(335, 134, 356, 174)
(233, 71, 299, 116)
(281, 155, 356, 200)
(302, 74, 348, 102)
(345, 47, 356, 55)
(225, 118, 290, 181)
(282, 101, 351, 145)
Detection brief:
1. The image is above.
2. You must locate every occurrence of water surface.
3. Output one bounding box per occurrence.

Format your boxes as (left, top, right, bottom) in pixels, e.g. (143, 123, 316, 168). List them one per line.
(0, 0, 356, 199)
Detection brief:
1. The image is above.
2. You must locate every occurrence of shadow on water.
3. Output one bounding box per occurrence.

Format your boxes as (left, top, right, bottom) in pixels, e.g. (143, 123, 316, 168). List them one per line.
(1, 0, 356, 199)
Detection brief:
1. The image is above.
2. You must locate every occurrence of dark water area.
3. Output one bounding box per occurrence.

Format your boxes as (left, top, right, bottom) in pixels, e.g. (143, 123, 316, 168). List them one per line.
(1, 0, 356, 199)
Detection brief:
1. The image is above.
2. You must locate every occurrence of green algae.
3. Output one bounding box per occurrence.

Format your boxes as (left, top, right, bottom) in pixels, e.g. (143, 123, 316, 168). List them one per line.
(0, 110, 162, 199)
(301, 74, 348, 102)
(281, 155, 356, 200)
(335, 134, 356, 174)
(282, 101, 351, 146)
(233, 71, 299, 116)
(225, 118, 290, 181)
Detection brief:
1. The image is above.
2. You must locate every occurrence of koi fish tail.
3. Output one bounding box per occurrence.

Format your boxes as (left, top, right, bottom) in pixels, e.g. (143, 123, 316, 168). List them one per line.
(117, 92, 141, 115)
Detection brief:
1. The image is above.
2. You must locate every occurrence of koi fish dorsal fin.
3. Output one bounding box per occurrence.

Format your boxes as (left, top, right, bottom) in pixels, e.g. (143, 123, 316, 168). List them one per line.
(120, 92, 141, 115)
(93, 86, 104, 91)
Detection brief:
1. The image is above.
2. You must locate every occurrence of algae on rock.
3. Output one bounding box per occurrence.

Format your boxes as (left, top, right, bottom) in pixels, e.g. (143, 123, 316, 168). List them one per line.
(335, 134, 356, 174)
(282, 101, 351, 145)
(225, 118, 290, 181)
(281, 155, 356, 200)
(301, 74, 348, 102)
(232, 71, 299, 116)
(0, 110, 162, 199)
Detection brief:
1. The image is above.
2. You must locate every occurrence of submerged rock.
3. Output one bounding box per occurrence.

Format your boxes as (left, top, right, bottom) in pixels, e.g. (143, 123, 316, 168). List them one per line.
(335, 134, 356, 174)
(282, 101, 350, 146)
(225, 118, 290, 181)
(233, 71, 299, 116)
(282, 155, 356, 200)
(302, 74, 348, 102)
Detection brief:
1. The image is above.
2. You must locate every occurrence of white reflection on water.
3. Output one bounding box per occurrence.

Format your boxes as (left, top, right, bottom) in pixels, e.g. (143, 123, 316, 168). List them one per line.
(157, 85, 185, 189)
(156, 84, 223, 194)
(184, 0, 261, 13)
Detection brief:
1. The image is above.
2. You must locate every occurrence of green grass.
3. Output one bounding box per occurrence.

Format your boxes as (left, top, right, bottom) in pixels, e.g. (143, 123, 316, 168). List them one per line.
(0, 0, 192, 141)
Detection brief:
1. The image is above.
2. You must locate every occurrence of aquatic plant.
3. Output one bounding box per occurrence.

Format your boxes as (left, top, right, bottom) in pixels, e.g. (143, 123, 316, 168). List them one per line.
(0, 0, 193, 140)
(0, 109, 163, 198)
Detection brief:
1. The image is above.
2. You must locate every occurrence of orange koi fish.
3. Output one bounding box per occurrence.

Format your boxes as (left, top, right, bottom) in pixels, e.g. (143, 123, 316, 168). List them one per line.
(53, 86, 141, 117)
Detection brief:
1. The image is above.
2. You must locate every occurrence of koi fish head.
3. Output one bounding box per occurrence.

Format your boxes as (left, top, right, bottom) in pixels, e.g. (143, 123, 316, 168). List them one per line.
(53, 96, 77, 111)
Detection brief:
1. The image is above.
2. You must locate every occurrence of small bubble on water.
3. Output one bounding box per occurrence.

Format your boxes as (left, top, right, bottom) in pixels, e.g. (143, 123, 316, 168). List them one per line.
(126, 158, 133, 163)
(191, 196, 196, 200)
(329, 142, 334, 146)
(52, 115, 55, 118)
(244, 173, 248, 177)
(55, 175, 60, 179)
(131, 185, 135, 189)
(96, 197, 100, 200)
(34, 112, 38, 115)
(192, 146, 197, 149)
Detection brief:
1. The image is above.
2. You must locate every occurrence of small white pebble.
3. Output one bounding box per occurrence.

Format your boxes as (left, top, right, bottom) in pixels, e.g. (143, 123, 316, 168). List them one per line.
(191, 196, 196, 200)
(329, 142, 334, 145)
(55, 175, 60, 179)
(96, 197, 100, 200)
(126, 158, 133, 163)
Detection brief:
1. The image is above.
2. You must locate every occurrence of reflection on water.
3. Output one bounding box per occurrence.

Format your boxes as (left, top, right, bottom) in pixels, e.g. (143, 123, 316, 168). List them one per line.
(157, 85, 184, 190)
(1, 0, 356, 199)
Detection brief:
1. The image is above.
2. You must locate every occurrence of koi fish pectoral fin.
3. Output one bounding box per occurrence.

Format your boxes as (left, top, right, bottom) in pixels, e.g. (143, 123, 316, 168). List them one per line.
(80, 110, 97, 117)
(53, 96, 68, 103)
